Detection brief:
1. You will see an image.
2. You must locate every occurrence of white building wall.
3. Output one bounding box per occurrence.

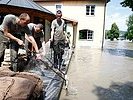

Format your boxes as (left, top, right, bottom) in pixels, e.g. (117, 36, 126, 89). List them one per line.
(38, 1, 105, 48)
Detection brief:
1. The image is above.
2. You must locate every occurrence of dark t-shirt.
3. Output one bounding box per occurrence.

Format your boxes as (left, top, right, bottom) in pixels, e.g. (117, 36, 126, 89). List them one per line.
(28, 23, 43, 49)
(28, 23, 43, 38)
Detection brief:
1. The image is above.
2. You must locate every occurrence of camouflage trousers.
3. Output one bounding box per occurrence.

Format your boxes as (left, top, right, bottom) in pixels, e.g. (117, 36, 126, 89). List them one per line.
(0, 31, 9, 58)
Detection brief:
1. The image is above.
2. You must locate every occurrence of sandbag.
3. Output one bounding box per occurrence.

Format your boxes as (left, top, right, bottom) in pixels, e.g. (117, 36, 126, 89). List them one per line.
(0, 67, 44, 100)
(15, 72, 44, 98)
(0, 77, 35, 100)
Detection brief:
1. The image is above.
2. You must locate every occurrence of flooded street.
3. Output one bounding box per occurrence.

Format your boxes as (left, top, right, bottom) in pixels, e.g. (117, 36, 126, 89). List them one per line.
(60, 40, 133, 100)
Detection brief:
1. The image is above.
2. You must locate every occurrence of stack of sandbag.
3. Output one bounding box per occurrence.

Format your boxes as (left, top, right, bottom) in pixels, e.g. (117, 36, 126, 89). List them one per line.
(1, 48, 27, 68)
(1, 49, 11, 67)
(0, 67, 44, 100)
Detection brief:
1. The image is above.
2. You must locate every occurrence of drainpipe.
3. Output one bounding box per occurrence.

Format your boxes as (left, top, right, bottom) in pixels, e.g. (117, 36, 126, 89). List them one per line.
(101, 1, 107, 50)
(72, 22, 77, 48)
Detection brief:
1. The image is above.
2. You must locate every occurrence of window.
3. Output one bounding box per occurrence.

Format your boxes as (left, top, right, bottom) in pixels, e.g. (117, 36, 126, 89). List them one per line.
(79, 29, 94, 40)
(86, 5, 95, 16)
(56, 4, 62, 11)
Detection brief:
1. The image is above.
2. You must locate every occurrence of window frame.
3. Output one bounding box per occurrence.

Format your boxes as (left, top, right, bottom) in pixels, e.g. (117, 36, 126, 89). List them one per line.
(55, 4, 62, 11)
(87, 30, 93, 40)
(86, 5, 95, 16)
(79, 29, 94, 41)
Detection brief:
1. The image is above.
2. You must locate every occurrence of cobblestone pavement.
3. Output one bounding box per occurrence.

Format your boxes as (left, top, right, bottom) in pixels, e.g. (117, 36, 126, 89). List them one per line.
(60, 45, 133, 100)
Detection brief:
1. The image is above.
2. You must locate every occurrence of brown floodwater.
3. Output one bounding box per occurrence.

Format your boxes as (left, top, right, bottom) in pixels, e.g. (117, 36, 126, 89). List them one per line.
(60, 40, 133, 100)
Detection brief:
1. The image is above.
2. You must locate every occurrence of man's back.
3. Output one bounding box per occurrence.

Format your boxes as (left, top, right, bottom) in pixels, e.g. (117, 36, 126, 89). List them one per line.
(0, 14, 16, 32)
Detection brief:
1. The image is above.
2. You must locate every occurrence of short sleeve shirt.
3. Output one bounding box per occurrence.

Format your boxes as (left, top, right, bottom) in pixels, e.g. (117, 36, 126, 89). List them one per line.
(0, 14, 31, 36)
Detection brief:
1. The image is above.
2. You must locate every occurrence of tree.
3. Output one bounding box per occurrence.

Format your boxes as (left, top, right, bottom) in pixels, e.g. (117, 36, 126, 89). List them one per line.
(125, 14, 133, 41)
(120, 0, 133, 11)
(105, 30, 110, 39)
(106, 23, 120, 41)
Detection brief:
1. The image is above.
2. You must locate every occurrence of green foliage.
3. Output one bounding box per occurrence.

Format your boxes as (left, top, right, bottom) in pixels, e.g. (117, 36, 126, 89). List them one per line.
(120, 0, 133, 11)
(105, 30, 110, 39)
(106, 23, 120, 41)
(125, 14, 133, 41)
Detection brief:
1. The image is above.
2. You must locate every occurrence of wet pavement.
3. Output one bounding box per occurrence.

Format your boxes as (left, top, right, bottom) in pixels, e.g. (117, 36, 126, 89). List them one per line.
(60, 40, 133, 100)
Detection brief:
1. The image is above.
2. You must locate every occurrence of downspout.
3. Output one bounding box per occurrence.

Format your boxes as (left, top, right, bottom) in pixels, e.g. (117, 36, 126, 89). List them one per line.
(72, 22, 77, 48)
(101, 1, 107, 50)
(6, 0, 11, 4)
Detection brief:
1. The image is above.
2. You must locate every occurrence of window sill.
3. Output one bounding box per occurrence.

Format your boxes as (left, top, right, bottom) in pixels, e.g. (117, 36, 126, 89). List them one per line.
(79, 39, 93, 41)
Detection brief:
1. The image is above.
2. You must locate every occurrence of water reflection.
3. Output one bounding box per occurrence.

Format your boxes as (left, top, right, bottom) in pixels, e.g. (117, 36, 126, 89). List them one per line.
(93, 81, 133, 100)
(103, 40, 133, 58)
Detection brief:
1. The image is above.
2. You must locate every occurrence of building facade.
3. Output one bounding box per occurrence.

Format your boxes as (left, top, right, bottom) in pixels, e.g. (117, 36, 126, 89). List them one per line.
(34, 0, 110, 48)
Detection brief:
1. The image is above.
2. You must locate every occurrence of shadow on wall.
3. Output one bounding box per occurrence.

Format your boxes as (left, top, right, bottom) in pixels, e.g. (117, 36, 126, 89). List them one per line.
(93, 81, 133, 100)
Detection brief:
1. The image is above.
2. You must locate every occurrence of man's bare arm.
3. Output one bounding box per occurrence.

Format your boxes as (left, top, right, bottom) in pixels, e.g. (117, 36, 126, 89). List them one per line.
(25, 34, 39, 53)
